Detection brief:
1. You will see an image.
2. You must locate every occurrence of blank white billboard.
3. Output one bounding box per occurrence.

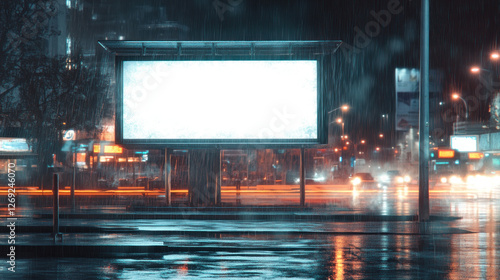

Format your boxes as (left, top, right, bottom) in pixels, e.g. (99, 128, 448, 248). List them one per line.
(122, 60, 318, 141)
(450, 135, 478, 152)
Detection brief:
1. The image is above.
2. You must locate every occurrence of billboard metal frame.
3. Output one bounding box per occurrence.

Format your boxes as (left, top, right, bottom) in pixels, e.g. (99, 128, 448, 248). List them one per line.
(99, 40, 341, 149)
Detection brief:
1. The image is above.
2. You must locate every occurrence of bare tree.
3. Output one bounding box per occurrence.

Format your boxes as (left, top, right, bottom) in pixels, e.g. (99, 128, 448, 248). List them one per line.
(1, 1, 112, 187)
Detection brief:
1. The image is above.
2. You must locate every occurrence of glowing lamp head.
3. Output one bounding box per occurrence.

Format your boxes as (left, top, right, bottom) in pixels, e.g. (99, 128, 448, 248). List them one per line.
(491, 52, 500, 60)
(470, 66, 480, 74)
(341, 105, 349, 111)
(452, 93, 460, 100)
(336, 118, 343, 124)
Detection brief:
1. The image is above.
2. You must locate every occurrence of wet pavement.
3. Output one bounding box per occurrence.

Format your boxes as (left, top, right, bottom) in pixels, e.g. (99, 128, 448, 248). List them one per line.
(1, 231, 498, 279)
(1, 187, 499, 279)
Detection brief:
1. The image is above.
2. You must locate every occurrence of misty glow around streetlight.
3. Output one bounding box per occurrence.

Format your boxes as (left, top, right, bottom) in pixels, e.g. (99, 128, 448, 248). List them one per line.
(452, 93, 460, 99)
(470, 66, 480, 73)
(491, 52, 500, 60)
(336, 118, 343, 123)
(341, 105, 349, 111)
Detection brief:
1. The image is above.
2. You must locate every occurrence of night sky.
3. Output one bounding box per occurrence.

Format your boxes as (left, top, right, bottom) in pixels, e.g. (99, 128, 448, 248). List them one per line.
(88, 0, 500, 144)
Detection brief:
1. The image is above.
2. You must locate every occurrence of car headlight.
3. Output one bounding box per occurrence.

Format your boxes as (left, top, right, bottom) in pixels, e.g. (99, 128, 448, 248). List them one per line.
(440, 177, 447, 183)
(352, 177, 361, 185)
(404, 175, 411, 183)
(396, 177, 404, 184)
(450, 176, 462, 184)
(294, 178, 300, 184)
(466, 175, 475, 184)
(381, 175, 389, 182)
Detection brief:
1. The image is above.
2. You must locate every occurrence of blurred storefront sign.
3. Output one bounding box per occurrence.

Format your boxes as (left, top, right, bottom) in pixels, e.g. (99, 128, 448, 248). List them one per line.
(395, 68, 443, 131)
(0, 138, 30, 152)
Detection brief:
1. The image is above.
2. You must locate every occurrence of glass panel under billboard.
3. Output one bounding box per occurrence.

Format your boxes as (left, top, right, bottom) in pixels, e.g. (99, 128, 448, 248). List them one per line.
(122, 60, 317, 141)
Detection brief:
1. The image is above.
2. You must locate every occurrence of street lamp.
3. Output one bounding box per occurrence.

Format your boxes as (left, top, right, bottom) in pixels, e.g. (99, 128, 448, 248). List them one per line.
(452, 93, 469, 119)
(328, 104, 349, 115)
(470, 66, 492, 74)
(491, 52, 500, 61)
(328, 105, 349, 145)
(470, 66, 481, 74)
(336, 118, 345, 140)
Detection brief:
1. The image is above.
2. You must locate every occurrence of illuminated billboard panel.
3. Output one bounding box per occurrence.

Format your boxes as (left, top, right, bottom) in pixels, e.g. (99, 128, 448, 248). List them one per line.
(120, 60, 318, 145)
(450, 135, 478, 152)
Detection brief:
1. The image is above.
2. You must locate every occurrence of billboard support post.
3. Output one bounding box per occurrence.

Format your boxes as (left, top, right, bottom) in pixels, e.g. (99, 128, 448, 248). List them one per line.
(300, 147, 305, 207)
(419, 0, 430, 222)
(71, 143, 76, 212)
(187, 152, 192, 206)
(165, 148, 172, 206)
(217, 149, 222, 206)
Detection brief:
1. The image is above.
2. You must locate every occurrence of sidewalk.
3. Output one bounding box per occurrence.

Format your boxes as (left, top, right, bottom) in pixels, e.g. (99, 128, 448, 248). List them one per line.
(4, 205, 462, 222)
(2, 218, 472, 257)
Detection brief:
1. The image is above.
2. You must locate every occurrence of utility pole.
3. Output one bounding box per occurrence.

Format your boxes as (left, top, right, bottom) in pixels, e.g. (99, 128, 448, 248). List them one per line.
(418, 0, 430, 222)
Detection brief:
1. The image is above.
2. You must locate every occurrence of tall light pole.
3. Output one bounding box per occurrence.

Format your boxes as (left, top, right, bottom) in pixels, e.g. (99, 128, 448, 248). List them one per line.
(418, 0, 430, 222)
(336, 118, 344, 141)
(328, 105, 349, 145)
(469, 54, 500, 122)
(452, 93, 469, 120)
(336, 117, 345, 173)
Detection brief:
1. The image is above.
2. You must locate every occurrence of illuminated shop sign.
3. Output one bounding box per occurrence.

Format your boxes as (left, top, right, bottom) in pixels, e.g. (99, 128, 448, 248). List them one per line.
(438, 150, 455, 158)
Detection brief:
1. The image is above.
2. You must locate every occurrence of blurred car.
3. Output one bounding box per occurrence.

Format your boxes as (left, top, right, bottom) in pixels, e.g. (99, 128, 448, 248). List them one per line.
(350, 173, 378, 189)
(289, 171, 328, 185)
(431, 171, 465, 189)
(464, 171, 500, 193)
(378, 170, 411, 187)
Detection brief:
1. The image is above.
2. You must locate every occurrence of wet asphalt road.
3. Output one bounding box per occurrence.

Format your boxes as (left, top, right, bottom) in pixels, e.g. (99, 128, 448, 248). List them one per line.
(1, 185, 499, 279)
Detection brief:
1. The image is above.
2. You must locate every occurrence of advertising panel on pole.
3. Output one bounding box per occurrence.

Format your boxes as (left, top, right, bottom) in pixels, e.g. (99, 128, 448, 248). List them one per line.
(99, 40, 341, 148)
(395, 68, 443, 131)
(450, 135, 478, 152)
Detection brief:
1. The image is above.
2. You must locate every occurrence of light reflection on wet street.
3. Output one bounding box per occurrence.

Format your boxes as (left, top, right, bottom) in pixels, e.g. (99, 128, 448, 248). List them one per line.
(3, 232, 498, 279)
(1, 191, 499, 280)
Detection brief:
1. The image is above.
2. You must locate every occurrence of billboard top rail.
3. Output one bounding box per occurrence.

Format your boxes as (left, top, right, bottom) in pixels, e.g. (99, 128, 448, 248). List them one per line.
(98, 40, 342, 57)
